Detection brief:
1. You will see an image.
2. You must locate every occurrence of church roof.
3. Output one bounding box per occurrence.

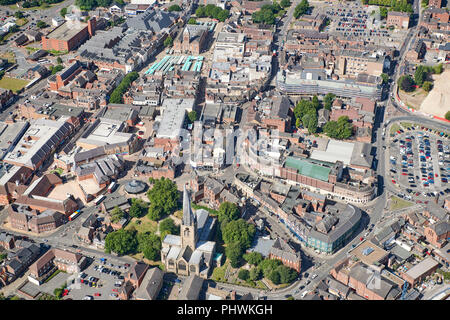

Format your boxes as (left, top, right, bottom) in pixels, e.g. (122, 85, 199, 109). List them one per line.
(182, 185, 196, 226)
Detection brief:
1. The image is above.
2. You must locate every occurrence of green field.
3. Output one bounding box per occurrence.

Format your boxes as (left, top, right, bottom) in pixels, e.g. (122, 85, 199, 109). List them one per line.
(390, 196, 414, 211)
(0, 77, 29, 93)
(390, 123, 401, 135)
(125, 215, 157, 234)
(15, 18, 28, 26)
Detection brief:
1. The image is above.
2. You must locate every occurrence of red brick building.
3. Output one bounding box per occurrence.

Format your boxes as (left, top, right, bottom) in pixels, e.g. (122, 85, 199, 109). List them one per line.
(387, 11, 410, 29)
(42, 18, 96, 52)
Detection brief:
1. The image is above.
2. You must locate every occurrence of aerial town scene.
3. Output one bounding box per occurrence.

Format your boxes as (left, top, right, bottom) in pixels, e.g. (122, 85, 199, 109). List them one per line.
(0, 0, 449, 304)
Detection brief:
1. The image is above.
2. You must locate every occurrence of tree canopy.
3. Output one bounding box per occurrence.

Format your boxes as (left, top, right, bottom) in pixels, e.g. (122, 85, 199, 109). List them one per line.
(75, 0, 111, 10)
(168, 4, 181, 12)
(137, 232, 161, 261)
(446, 111, 450, 121)
(159, 218, 179, 238)
(414, 65, 426, 87)
(195, 5, 229, 22)
(252, 3, 282, 25)
(188, 110, 198, 123)
(218, 201, 240, 223)
(238, 269, 250, 281)
(164, 35, 173, 48)
(129, 198, 147, 219)
(422, 81, 433, 92)
(398, 74, 415, 92)
(147, 177, 179, 221)
(293, 0, 309, 19)
(323, 93, 336, 110)
(243, 252, 263, 265)
(323, 116, 353, 140)
(105, 229, 138, 256)
(110, 206, 125, 223)
(109, 71, 138, 103)
(225, 241, 242, 268)
(221, 219, 255, 249)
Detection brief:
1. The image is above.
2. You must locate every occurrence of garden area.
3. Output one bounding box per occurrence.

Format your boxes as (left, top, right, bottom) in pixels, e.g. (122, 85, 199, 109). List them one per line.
(389, 196, 414, 211)
(0, 76, 29, 93)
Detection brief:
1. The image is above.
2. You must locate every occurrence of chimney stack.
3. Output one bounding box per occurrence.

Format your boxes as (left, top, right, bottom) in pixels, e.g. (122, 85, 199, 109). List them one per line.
(88, 17, 96, 38)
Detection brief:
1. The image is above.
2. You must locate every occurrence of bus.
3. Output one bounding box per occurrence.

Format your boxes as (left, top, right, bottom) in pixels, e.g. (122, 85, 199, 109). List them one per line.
(94, 195, 106, 205)
(108, 181, 117, 193)
(69, 210, 81, 221)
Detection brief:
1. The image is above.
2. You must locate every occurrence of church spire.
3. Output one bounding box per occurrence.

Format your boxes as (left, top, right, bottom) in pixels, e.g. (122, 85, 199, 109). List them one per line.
(182, 185, 195, 226)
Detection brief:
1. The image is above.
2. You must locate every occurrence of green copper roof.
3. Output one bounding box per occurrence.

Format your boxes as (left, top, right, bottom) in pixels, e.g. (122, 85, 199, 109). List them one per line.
(285, 156, 331, 182)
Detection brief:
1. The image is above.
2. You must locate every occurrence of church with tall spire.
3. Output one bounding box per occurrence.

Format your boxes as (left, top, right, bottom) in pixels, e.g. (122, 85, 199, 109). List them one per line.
(161, 185, 217, 278)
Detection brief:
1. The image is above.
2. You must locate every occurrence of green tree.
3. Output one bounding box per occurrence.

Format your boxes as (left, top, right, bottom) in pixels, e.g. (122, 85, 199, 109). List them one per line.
(104, 229, 138, 256)
(164, 35, 173, 47)
(293, 0, 309, 19)
(302, 111, 318, 134)
(260, 259, 282, 278)
(109, 71, 139, 103)
(399, 74, 415, 92)
(196, 6, 206, 17)
(269, 270, 281, 284)
(56, 57, 63, 64)
(137, 232, 161, 261)
(277, 265, 298, 284)
(323, 116, 353, 140)
(311, 95, 320, 109)
(146, 177, 179, 220)
(217, 9, 229, 22)
(159, 218, 178, 238)
(280, 0, 291, 8)
(14, 11, 24, 19)
(168, 4, 181, 12)
(221, 219, 255, 249)
(147, 204, 164, 221)
(295, 117, 301, 128)
(238, 269, 250, 281)
(446, 111, 450, 121)
(414, 65, 426, 87)
(422, 81, 433, 92)
(60, 7, 67, 17)
(218, 201, 240, 223)
(294, 99, 315, 124)
(323, 93, 335, 110)
(225, 241, 242, 268)
(36, 20, 47, 29)
(381, 73, 389, 84)
(187, 110, 198, 123)
(187, 18, 197, 25)
(249, 266, 262, 281)
(96, 0, 112, 7)
(50, 65, 64, 74)
(129, 198, 147, 218)
(433, 63, 443, 74)
(110, 206, 124, 223)
(243, 252, 263, 265)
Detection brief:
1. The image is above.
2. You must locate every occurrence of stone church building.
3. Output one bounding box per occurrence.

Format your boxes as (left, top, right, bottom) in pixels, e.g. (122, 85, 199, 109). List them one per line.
(161, 186, 217, 278)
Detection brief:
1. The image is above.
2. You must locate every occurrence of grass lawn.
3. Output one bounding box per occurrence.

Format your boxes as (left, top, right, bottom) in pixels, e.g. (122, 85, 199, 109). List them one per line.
(211, 260, 229, 282)
(15, 18, 28, 26)
(390, 123, 401, 135)
(125, 215, 157, 234)
(0, 52, 15, 64)
(0, 77, 29, 93)
(400, 122, 414, 129)
(173, 210, 183, 220)
(191, 203, 218, 216)
(390, 196, 414, 211)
